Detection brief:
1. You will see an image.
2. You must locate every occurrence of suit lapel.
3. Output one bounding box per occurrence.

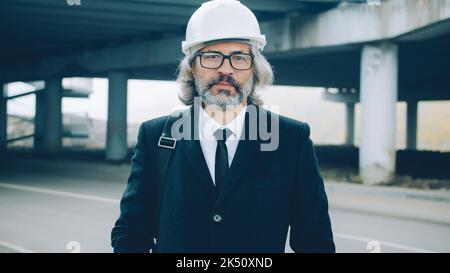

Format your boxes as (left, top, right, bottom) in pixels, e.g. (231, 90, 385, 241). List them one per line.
(214, 106, 262, 208)
(178, 103, 264, 205)
(179, 105, 216, 199)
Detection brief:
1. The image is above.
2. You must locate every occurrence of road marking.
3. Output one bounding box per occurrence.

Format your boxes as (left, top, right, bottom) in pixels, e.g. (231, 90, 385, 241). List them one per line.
(0, 240, 34, 253)
(0, 182, 440, 253)
(334, 232, 437, 253)
(0, 182, 119, 204)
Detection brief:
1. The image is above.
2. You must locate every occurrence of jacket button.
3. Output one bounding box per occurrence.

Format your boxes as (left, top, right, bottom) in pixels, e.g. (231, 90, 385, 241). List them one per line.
(213, 214, 222, 222)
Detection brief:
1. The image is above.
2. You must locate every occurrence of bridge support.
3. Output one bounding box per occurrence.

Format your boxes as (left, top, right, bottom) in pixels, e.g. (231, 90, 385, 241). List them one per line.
(106, 72, 128, 161)
(359, 42, 398, 185)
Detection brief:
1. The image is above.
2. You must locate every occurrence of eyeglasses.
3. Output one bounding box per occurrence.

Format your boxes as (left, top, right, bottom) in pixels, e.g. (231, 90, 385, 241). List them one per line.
(194, 51, 254, 70)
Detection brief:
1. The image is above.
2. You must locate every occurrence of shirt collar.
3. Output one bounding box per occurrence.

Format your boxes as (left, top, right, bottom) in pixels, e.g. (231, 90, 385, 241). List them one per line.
(199, 105, 247, 141)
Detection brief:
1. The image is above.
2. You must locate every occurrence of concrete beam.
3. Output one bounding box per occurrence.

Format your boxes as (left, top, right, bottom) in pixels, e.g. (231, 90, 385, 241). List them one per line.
(3, 0, 333, 16)
(359, 42, 398, 185)
(62, 88, 91, 98)
(322, 89, 359, 103)
(2, 0, 450, 82)
(119, 0, 336, 13)
(106, 72, 128, 162)
(1, 0, 196, 17)
(1, 36, 183, 82)
(263, 0, 450, 54)
(5, 87, 90, 100)
(0, 4, 190, 26)
(322, 87, 450, 103)
(0, 14, 179, 35)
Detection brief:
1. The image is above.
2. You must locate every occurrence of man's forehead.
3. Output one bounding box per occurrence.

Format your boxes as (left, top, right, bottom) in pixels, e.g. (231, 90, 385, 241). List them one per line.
(200, 42, 251, 53)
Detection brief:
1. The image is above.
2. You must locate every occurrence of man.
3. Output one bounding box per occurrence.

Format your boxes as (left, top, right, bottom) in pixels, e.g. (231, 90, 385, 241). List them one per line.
(111, 0, 335, 253)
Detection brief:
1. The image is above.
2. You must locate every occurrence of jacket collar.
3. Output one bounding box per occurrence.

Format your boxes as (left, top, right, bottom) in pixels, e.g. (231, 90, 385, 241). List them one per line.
(179, 102, 263, 206)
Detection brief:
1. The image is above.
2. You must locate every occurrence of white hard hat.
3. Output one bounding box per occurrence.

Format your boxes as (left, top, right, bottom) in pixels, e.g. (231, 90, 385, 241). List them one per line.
(182, 0, 266, 55)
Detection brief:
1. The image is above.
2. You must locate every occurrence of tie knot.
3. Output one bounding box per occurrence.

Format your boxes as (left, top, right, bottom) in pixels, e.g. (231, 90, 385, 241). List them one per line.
(214, 128, 232, 142)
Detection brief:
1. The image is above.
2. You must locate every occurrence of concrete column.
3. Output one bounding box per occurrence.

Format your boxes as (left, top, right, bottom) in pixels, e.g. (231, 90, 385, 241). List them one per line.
(0, 83, 8, 151)
(406, 100, 418, 150)
(42, 79, 63, 154)
(106, 72, 128, 161)
(34, 90, 46, 150)
(359, 42, 398, 185)
(345, 102, 355, 146)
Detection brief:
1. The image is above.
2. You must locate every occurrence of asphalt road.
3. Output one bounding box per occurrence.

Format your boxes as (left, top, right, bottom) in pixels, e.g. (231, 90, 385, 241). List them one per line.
(0, 157, 449, 253)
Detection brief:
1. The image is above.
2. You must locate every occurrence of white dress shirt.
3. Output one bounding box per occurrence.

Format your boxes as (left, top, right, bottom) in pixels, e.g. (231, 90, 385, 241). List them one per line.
(199, 105, 247, 185)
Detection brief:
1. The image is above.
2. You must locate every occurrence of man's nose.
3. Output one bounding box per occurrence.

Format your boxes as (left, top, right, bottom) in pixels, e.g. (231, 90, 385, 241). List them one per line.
(217, 58, 234, 75)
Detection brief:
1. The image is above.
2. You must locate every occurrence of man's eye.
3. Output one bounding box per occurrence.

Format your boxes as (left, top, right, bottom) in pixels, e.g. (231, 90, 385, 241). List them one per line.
(233, 55, 246, 61)
(205, 54, 220, 59)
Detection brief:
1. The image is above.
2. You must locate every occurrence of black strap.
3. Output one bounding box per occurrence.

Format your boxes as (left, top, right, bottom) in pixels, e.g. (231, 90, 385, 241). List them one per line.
(152, 110, 184, 252)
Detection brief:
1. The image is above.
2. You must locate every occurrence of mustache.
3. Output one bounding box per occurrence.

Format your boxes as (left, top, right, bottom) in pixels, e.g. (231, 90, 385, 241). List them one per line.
(207, 75, 241, 91)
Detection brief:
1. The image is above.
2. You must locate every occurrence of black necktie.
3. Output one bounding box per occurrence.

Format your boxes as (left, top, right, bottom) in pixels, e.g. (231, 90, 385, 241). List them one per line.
(214, 128, 232, 195)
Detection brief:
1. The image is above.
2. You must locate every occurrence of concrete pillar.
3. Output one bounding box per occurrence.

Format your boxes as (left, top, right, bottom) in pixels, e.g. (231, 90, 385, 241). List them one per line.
(406, 100, 418, 150)
(359, 42, 398, 185)
(34, 90, 46, 150)
(106, 72, 128, 161)
(0, 83, 8, 151)
(345, 102, 355, 145)
(41, 79, 63, 154)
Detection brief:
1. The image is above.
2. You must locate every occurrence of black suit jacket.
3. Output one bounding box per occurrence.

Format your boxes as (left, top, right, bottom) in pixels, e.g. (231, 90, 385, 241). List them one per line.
(111, 104, 335, 253)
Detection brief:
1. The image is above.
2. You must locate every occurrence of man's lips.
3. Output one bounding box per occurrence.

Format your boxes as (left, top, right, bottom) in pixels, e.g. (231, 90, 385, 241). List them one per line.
(215, 81, 233, 87)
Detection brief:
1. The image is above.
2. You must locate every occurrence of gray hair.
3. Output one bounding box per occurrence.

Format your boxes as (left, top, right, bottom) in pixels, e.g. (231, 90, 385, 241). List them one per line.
(176, 45, 274, 106)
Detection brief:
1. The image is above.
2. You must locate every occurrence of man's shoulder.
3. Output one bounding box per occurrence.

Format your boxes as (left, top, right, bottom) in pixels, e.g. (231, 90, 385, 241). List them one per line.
(141, 115, 169, 130)
(137, 115, 170, 144)
(140, 107, 190, 131)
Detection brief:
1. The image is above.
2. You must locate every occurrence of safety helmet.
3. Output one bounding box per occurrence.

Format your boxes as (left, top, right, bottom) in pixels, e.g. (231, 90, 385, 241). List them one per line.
(181, 0, 266, 55)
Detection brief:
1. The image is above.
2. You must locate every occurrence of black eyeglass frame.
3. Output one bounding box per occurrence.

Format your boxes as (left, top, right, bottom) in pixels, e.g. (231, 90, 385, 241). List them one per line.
(193, 51, 254, 71)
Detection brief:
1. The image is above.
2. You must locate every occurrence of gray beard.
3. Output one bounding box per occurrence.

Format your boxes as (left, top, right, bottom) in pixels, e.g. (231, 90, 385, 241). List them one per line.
(194, 76, 253, 110)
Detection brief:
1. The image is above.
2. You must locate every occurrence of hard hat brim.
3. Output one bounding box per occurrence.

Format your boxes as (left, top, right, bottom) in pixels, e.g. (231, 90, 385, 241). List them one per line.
(182, 35, 266, 55)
